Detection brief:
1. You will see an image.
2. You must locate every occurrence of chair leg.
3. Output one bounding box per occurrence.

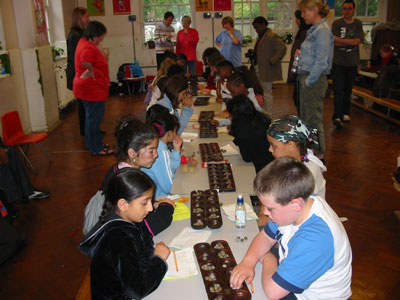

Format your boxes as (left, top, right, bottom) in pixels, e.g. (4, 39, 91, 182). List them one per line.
(16, 145, 38, 175)
(38, 142, 52, 163)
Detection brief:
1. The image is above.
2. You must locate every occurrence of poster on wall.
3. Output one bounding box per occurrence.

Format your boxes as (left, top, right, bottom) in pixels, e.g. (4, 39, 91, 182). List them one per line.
(87, 0, 105, 16)
(33, 0, 49, 45)
(196, 0, 213, 12)
(214, 0, 231, 11)
(113, 0, 131, 15)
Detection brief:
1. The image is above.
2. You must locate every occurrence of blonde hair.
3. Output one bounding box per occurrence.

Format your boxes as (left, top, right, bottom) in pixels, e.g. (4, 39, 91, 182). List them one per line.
(181, 15, 191, 24)
(71, 7, 87, 29)
(152, 58, 176, 91)
(298, 0, 330, 18)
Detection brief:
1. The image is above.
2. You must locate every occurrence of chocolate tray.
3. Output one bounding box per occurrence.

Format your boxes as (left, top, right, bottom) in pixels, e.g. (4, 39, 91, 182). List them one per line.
(200, 123, 218, 138)
(194, 240, 251, 300)
(190, 190, 223, 230)
(207, 163, 236, 192)
(199, 111, 215, 123)
(199, 143, 224, 162)
(195, 97, 210, 106)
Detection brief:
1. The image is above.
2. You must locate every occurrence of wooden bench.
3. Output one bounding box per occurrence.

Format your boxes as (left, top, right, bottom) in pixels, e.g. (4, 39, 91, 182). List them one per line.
(328, 79, 400, 125)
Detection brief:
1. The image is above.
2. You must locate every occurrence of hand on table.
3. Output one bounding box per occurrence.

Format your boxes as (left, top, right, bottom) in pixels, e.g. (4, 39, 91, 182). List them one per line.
(210, 120, 219, 126)
(154, 198, 176, 209)
(182, 95, 193, 108)
(229, 261, 255, 290)
(216, 97, 224, 103)
(154, 241, 170, 261)
(188, 157, 198, 167)
(216, 110, 229, 118)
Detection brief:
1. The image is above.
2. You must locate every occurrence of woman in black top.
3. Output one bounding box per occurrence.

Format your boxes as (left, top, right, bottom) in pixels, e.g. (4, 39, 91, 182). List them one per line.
(226, 95, 274, 173)
(66, 7, 89, 136)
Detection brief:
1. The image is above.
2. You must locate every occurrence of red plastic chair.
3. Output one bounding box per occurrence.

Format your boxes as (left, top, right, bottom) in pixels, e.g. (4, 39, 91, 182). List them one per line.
(1, 110, 51, 175)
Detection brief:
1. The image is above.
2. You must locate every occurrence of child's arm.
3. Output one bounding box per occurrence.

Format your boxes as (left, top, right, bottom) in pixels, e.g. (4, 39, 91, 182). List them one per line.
(145, 202, 175, 236)
(176, 106, 193, 135)
(172, 136, 182, 171)
(230, 230, 276, 289)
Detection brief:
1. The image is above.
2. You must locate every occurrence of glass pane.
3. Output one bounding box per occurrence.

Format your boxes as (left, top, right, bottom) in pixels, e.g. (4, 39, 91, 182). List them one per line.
(267, 11, 274, 22)
(234, 3, 242, 19)
(243, 3, 250, 19)
(367, 0, 378, 17)
(267, 2, 275, 10)
(356, 0, 366, 17)
(335, 0, 344, 17)
(156, 0, 167, 4)
(145, 25, 155, 42)
(251, 3, 260, 19)
(144, 0, 155, 4)
(144, 6, 156, 22)
(169, 5, 180, 20)
(155, 7, 165, 21)
(242, 23, 251, 37)
(180, 5, 191, 18)
(233, 0, 242, 2)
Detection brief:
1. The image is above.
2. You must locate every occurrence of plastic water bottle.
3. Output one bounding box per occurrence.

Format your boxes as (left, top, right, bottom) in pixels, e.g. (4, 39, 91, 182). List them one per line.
(235, 194, 246, 228)
(291, 56, 299, 74)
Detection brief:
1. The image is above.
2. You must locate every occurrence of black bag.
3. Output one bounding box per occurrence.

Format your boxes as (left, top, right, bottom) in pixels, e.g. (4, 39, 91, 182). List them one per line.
(0, 190, 18, 224)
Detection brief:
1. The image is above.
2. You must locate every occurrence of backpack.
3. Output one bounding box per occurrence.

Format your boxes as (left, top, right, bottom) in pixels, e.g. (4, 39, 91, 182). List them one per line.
(83, 190, 105, 235)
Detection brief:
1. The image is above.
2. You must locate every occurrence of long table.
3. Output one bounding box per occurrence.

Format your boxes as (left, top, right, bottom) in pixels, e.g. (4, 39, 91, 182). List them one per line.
(147, 97, 265, 299)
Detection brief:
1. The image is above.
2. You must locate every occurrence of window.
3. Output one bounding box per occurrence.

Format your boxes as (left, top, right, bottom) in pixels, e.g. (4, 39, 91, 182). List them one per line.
(266, 0, 292, 30)
(143, 0, 191, 42)
(233, 0, 260, 39)
(334, 0, 379, 43)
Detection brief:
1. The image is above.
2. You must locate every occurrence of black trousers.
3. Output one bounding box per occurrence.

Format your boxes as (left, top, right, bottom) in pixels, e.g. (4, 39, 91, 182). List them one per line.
(77, 98, 86, 136)
(332, 63, 358, 120)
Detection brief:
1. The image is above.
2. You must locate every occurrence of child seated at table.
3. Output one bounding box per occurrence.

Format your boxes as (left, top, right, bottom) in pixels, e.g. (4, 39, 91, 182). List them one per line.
(152, 75, 193, 135)
(226, 95, 273, 173)
(143, 111, 182, 198)
(79, 168, 170, 300)
(230, 157, 352, 300)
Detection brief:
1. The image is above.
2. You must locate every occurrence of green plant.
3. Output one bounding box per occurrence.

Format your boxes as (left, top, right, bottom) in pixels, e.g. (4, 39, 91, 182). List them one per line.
(242, 35, 253, 45)
(278, 32, 293, 45)
(51, 46, 64, 61)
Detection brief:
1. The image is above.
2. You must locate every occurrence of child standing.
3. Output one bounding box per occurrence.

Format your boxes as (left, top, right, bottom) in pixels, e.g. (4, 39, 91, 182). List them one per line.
(143, 111, 182, 198)
(80, 168, 170, 300)
(226, 95, 273, 173)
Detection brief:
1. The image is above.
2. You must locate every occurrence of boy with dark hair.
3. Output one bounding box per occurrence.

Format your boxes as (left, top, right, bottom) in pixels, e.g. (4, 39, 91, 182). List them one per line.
(177, 53, 187, 68)
(230, 157, 352, 300)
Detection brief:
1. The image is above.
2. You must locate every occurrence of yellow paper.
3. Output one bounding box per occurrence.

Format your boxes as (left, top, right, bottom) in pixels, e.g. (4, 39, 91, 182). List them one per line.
(172, 202, 190, 221)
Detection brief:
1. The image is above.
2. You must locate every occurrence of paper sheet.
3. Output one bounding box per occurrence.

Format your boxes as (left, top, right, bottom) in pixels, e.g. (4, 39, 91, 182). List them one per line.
(222, 203, 259, 222)
(181, 132, 198, 143)
(169, 227, 212, 250)
(220, 144, 239, 156)
(164, 248, 198, 280)
(217, 126, 229, 133)
(189, 114, 199, 122)
(172, 203, 190, 221)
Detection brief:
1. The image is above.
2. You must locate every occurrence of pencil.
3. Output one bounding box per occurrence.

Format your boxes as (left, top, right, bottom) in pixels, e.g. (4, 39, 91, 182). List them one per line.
(173, 250, 178, 272)
(250, 281, 254, 293)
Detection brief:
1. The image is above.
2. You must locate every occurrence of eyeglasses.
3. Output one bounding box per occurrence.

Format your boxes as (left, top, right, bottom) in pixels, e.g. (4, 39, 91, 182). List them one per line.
(342, 7, 354, 10)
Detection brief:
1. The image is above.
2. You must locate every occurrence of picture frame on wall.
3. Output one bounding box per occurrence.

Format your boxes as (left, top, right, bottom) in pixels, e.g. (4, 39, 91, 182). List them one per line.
(87, 0, 105, 16)
(196, 0, 213, 12)
(113, 0, 131, 15)
(214, 0, 231, 11)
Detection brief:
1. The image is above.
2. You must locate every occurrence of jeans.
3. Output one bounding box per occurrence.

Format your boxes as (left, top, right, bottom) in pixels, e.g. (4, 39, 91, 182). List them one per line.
(82, 100, 105, 154)
(332, 64, 358, 120)
(185, 61, 196, 76)
(299, 73, 328, 154)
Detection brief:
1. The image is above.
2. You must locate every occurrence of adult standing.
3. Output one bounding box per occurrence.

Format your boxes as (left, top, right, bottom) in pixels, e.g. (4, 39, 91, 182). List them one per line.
(66, 7, 89, 136)
(155, 11, 175, 70)
(331, 0, 364, 127)
(73, 21, 112, 156)
(215, 17, 243, 68)
(252, 16, 286, 116)
(287, 10, 311, 113)
(297, 0, 333, 160)
(176, 16, 199, 76)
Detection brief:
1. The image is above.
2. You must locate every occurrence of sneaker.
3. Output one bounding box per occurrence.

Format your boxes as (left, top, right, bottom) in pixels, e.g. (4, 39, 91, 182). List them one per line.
(333, 118, 343, 127)
(28, 190, 50, 200)
(343, 115, 351, 122)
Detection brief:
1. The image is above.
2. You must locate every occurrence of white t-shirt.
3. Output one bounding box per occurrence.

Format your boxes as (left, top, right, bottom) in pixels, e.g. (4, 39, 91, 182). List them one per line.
(264, 196, 352, 300)
(304, 150, 326, 199)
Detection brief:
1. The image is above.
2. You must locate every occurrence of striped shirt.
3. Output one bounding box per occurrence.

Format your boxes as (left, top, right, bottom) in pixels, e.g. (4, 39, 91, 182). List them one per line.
(155, 22, 174, 54)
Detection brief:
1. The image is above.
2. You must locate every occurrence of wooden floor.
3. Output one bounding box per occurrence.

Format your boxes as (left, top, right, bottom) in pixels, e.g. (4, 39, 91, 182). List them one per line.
(0, 84, 399, 300)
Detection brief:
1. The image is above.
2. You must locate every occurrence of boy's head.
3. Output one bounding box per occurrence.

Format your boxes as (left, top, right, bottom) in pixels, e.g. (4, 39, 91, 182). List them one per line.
(177, 53, 187, 67)
(254, 157, 314, 225)
(217, 60, 234, 80)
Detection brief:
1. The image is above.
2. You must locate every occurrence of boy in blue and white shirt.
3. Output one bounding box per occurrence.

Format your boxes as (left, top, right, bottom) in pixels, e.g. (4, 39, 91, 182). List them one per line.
(230, 157, 352, 300)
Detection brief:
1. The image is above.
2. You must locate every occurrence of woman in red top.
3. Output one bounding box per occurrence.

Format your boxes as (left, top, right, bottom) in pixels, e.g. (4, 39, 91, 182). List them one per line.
(176, 16, 199, 76)
(73, 21, 112, 156)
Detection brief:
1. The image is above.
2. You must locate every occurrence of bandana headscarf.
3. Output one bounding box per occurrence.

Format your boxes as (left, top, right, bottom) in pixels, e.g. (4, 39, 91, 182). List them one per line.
(267, 115, 319, 146)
